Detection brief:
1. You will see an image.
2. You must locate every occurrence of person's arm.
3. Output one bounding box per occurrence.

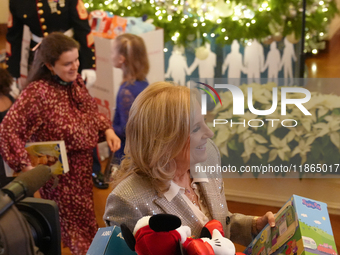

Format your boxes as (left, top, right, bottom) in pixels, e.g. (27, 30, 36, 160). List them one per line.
(0, 83, 44, 172)
(6, 0, 24, 78)
(104, 191, 143, 232)
(113, 87, 135, 139)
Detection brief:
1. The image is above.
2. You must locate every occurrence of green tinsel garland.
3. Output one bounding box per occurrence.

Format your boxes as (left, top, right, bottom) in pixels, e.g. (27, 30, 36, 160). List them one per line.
(83, 0, 338, 52)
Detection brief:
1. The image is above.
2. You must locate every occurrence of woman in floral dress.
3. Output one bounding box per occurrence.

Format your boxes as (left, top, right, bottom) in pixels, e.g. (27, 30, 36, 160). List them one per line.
(0, 32, 120, 254)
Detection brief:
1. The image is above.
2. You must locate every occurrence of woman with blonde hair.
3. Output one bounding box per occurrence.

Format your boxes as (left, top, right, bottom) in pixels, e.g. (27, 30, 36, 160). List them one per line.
(104, 81, 275, 247)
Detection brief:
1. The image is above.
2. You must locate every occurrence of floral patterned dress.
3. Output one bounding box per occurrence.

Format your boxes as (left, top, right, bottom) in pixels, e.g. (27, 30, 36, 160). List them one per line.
(0, 75, 111, 254)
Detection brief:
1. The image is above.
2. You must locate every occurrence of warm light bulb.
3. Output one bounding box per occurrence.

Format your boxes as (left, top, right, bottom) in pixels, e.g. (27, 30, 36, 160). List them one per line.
(312, 49, 318, 54)
(311, 63, 317, 72)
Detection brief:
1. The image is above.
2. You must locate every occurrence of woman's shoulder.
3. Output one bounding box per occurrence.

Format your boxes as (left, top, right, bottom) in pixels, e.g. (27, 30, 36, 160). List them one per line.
(25, 79, 51, 93)
(112, 173, 154, 198)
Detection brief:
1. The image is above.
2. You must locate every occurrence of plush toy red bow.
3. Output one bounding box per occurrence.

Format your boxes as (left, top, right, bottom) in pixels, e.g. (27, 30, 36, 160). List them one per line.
(121, 214, 244, 255)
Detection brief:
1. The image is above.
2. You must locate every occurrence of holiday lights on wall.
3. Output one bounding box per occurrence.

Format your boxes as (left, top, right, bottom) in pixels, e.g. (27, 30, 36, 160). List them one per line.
(83, 0, 338, 53)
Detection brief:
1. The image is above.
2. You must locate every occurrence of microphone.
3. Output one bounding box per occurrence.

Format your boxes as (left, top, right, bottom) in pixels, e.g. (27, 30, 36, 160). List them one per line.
(2, 165, 52, 202)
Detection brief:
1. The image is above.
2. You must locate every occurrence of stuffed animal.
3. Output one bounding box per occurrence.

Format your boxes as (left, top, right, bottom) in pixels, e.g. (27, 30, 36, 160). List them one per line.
(121, 214, 239, 255)
(121, 214, 190, 255)
(125, 17, 156, 35)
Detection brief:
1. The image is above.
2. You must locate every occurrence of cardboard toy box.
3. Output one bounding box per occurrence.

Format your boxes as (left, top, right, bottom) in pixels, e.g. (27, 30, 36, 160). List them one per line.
(244, 195, 338, 255)
(87, 226, 136, 255)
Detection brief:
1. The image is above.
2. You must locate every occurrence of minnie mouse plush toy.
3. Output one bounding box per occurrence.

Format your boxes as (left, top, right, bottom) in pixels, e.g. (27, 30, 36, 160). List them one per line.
(121, 214, 244, 255)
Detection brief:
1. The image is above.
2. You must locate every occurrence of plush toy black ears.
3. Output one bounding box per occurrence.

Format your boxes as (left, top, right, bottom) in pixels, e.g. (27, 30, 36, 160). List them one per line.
(200, 226, 212, 239)
(121, 214, 183, 252)
(121, 223, 136, 251)
(149, 214, 182, 232)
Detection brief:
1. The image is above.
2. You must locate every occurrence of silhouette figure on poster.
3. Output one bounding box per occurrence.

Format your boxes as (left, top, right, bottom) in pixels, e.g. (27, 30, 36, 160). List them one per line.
(280, 37, 297, 85)
(165, 45, 189, 86)
(262, 41, 281, 82)
(188, 42, 216, 84)
(243, 39, 264, 83)
(222, 40, 247, 85)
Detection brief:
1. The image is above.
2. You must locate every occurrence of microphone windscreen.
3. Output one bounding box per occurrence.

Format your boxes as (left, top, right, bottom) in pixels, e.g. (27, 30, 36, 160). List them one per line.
(12, 165, 52, 197)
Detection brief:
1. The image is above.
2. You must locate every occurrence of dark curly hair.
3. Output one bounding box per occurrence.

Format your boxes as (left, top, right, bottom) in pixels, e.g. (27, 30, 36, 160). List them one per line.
(0, 68, 13, 96)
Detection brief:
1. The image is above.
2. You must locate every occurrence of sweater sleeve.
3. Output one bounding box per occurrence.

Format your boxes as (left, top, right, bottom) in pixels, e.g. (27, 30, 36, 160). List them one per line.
(113, 87, 135, 139)
(0, 83, 44, 171)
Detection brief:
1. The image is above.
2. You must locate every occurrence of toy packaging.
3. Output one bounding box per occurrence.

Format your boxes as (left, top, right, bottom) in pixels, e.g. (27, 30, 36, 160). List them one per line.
(89, 10, 127, 39)
(87, 226, 137, 255)
(244, 195, 338, 255)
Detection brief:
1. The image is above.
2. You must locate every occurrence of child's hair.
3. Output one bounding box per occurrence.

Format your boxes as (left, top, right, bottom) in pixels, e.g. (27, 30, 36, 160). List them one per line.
(114, 33, 149, 84)
(0, 68, 14, 96)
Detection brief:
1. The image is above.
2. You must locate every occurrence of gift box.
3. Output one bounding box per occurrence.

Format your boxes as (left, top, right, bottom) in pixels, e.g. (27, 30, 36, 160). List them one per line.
(89, 28, 164, 121)
(89, 11, 127, 39)
(87, 226, 136, 255)
(244, 195, 338, 255)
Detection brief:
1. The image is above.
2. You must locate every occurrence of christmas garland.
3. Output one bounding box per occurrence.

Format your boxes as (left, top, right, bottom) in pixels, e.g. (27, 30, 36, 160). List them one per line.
(83, 0, 338, 52)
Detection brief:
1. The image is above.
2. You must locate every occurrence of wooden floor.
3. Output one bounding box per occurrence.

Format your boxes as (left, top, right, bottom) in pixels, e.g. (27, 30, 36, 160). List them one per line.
(0, 26, 339, 254)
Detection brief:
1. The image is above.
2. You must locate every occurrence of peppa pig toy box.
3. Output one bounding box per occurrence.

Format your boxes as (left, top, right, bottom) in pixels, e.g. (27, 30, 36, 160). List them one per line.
(244, 195, 338, 255)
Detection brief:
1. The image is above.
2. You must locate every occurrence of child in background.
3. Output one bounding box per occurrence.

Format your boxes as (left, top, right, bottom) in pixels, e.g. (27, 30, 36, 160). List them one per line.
(112, 33, 149, 162)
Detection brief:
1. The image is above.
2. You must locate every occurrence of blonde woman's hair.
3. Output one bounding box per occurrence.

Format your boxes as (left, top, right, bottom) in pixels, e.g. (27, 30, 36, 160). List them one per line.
(114, 82, 191, 194)
(113, 33, 149, 84)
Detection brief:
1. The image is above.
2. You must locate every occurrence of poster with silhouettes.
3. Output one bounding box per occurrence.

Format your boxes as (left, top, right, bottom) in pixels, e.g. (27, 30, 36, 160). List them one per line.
(164, 37, 298, 87)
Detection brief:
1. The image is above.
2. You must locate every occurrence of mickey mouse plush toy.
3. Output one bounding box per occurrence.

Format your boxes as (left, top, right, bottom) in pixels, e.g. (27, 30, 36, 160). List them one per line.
(121, 214, 243, 255)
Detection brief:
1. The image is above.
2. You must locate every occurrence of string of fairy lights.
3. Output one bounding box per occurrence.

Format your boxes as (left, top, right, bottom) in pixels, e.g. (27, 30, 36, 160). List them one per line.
(83, 0, 338, 54)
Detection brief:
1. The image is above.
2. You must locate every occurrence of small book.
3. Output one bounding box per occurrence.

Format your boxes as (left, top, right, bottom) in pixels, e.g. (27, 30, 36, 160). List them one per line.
(4, 140, 69, 177)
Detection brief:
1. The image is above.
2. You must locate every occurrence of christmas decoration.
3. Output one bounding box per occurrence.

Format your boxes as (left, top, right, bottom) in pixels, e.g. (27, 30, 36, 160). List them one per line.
(82, 0, 338, 53)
